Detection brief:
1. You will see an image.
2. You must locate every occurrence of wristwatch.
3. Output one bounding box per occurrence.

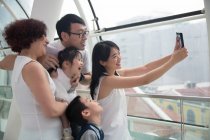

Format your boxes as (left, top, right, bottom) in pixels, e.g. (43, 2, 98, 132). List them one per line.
(79, 73, 85, 81)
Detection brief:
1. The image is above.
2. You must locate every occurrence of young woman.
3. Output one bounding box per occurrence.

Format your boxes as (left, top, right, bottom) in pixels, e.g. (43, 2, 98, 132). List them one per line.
(3, 19, 68, 140)
(90, 40, 188, 140)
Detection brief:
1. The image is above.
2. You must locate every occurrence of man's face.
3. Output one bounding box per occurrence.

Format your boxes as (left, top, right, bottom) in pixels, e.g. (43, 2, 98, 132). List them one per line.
(65, 23, 88, 50)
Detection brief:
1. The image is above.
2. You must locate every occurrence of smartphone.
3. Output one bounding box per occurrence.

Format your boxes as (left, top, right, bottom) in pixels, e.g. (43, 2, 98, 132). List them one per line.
(176, 32, 184, 48)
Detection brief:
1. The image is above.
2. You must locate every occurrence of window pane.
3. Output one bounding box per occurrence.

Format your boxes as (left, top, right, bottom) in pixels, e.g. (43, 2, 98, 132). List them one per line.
(18, 0, 34, 17)
(3, 0, 28, 19)
(91, 19, 210, 93)
(90, 0, 204, 28)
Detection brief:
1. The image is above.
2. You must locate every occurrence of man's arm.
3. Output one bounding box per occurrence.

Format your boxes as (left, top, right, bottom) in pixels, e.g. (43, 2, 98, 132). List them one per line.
(37, 54, 59, 70)
(0, 54, 17, 70)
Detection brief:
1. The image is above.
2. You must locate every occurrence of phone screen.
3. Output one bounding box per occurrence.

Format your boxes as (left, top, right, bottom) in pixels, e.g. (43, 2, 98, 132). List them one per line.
(176, 32, 184, 48)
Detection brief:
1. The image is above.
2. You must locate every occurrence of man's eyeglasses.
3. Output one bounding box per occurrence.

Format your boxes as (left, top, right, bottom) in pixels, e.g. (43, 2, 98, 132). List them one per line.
(68, 31, 89, 38)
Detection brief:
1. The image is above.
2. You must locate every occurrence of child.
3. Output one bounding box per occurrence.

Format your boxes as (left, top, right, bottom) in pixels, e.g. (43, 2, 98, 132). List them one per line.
(65, 95, 104, 140)
(48, 47, 83, 140)
(90, 40, 188, 140)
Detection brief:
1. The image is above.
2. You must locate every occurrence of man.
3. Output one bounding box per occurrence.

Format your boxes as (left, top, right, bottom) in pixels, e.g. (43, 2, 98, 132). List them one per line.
(38, 14, 91, 85)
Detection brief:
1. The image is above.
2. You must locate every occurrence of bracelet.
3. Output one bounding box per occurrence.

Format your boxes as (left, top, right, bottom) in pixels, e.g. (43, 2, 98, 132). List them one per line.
(79, 73, 85, 81)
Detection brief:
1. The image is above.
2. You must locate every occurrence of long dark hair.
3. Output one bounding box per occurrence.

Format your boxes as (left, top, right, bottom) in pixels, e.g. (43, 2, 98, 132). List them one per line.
(90, 40, 119, 99)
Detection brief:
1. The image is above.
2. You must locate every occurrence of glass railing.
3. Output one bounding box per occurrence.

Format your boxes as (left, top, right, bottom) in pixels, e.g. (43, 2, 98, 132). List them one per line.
(0, 87, 210, 140)
(0, 86, 12, 139)
(126, 92, 210, 140)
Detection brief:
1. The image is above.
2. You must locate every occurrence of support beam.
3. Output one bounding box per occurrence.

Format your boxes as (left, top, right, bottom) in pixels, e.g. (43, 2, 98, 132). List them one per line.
(30, 0, 64, 41)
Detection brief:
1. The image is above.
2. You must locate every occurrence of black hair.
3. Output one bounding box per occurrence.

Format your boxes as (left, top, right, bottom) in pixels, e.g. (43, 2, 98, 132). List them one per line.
(90, 40, 120, 99)
(65, 96, 88, 126)
(56, 14, 85, 40)
(57, 46, 82, 68)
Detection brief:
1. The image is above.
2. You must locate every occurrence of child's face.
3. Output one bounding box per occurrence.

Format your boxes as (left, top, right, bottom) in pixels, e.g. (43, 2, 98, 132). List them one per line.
(64, 53, 83, 78)
(80, 97, 103, 114)
(71, 54, 83, 73)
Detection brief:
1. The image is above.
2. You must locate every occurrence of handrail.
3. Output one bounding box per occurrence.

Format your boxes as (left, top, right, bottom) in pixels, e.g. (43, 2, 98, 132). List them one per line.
(126, 93, 210, 102)
(90, 14, 205, 37)
(76, 88, 210, 102)
(128, 116, 209, 130)
(103, 10, 204, 32)
(1, 86, 209, 102)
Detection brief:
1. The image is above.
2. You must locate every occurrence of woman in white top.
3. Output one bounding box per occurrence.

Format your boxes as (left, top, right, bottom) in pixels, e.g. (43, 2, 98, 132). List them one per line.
(3, 19, 68, 140)
(90, 40, 188, 140)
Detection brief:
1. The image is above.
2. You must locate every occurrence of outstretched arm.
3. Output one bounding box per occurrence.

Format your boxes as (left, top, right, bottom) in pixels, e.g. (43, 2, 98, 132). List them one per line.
(118, 37, 182, 77)
(0, 54, 17, 70)
(98, 47, 188, 99)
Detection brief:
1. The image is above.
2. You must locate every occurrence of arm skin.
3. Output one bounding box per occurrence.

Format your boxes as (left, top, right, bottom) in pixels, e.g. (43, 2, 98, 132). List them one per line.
(0, 54, 17, 70)
(98, 47, 188, 100)
(22, 61, 67, 117)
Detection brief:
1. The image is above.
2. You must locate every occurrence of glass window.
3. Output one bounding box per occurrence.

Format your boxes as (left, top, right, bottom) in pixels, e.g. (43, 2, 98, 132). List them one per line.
(90, 18, 210, 93)
(3, 0, 29, 19)
(17, 0, 34, 17)
(88, 0, 204, 28)
(187, 110, 195, 124)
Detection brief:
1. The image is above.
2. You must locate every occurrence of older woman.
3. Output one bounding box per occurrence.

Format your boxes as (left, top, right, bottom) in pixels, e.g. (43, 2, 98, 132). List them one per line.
(3, 19, 67, 140)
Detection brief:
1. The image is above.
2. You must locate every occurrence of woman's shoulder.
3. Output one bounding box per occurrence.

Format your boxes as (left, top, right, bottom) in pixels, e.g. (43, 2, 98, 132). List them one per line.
(22, 59, 44, 74)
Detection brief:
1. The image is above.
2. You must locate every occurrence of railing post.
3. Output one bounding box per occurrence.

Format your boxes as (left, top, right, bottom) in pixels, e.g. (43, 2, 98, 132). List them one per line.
(180, 99, 184, 140)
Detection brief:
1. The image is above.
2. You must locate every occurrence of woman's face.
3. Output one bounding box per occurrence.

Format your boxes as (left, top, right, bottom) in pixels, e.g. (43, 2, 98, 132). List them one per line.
(31, 35, 48, 58)
(103, 47, 121, 71)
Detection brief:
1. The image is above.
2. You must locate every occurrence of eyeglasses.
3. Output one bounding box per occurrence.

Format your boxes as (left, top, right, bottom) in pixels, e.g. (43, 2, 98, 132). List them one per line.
(68, 31, 89, 38)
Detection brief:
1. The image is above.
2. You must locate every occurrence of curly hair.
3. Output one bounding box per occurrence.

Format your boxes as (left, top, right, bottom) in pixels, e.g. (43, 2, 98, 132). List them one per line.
(3, 18, 47, 53)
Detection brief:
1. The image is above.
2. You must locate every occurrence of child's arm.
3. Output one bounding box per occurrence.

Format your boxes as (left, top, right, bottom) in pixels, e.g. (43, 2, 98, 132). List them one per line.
(0, 54, 17, 70)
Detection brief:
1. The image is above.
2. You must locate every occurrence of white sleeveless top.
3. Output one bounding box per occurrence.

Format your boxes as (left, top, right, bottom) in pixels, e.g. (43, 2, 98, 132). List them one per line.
(11, 56, 62, 140)
(53, 68, 77, 103)
(95, 77, 132, 140)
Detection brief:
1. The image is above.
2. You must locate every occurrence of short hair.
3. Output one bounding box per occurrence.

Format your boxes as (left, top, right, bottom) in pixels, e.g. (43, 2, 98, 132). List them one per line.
(56, 14, 86, 40)
(65, 96, 88, 126)
(57, 47, 82, 68)
(3, 18, 47, 53)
